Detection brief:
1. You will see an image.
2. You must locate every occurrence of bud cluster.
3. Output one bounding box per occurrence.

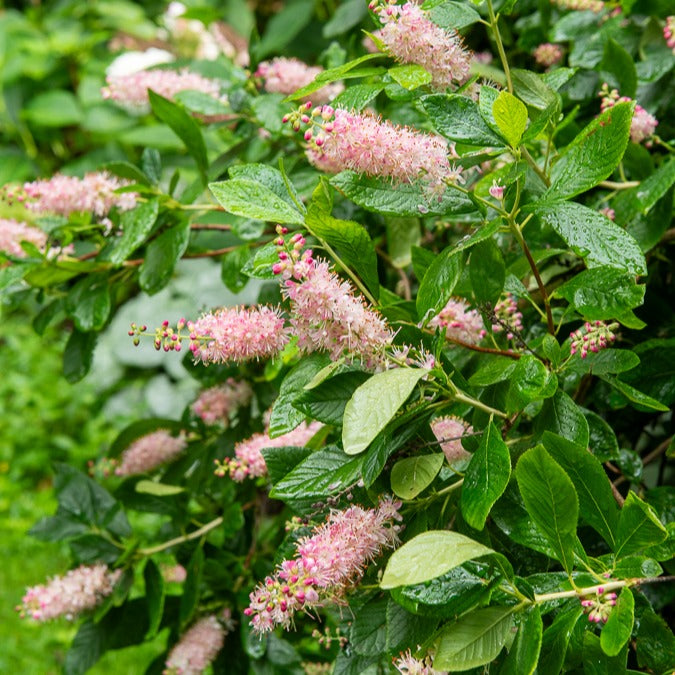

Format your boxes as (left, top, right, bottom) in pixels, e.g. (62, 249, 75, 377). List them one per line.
(533, 42, 564, 68)
(599, 83, 658, 144)
(665, 16, 675, 54)
(570, 321, 618, 359)
(580, 586, 618, 623)
(282, 101, 336, 149)
(491, 293, 524, 341)
(272, 225, 314, 277)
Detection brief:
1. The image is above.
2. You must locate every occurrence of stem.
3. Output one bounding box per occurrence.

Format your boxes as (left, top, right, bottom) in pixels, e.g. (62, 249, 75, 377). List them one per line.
(532, 577, 675, 604)
(599, 180, 640, 190)
(139, 516, 224, 556)
(445, 336, 521, 359)
(453, 390, 508, 418)
(521, 147, 551, 187)
(190, 223, 232, 231)
(486, 0, 513, 94)
(612, 435, 673, 489)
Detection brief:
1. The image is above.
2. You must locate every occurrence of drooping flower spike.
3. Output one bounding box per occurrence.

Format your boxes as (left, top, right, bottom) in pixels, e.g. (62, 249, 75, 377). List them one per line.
(164, 614, 228, 675)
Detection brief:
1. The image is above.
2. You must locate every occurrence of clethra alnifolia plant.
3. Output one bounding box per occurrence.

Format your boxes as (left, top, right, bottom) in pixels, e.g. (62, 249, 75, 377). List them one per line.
(1, 0, 672, 672)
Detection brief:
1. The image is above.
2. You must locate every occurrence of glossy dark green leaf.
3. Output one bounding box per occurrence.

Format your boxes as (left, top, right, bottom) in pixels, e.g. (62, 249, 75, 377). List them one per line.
(545, 101, 633, 200)
(148, 90, 208, 175)
(543, 432, 619, 549)
(65, 274, 111, 332)
(516, 445, 579, 573)
(109, 199, 160, 264)
(63, 329, 98, 383)
(386, 600, 439, 652)
(391, 453, 444, 500)
(538, 603, 584, 675)
(417, 246, 464, 319)
(620, 338, 675, 406)
(499, 606, 542, 675)
(179, 546, 204, 627)
(601, 588, 634, 656)
(461, 420, 511, 530)
(534, 390, 589, 448)
(636, 606, 675, 674)
(350, 595, 388, 655)
(422, 94, 505, 146)
(426, 0, 481, 28)
(582, 631, 628, 675)
(611, 555, 662, 579)
(615, 491, 668, 558)
(253, 0, 314, 59)
(331, 82, 384, 111)
(102, 161, 152, 186)
(139, 222, 190, 295)
(468, 357, 517, 387)
(64, 620, 103, 675)
(506, 355, 557, 413)
(221, 246, 252, 293)
(582, 349, 640, 376)
(143, 559, 165, 639)
(470, 239, 505, 306)
(305, 205, 379, 296)
(599, 375, 670, 412)
(601, 39, 637, 99)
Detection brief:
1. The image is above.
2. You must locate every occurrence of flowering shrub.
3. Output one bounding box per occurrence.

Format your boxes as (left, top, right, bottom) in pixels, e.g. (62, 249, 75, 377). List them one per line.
(1, 0, 673, 673)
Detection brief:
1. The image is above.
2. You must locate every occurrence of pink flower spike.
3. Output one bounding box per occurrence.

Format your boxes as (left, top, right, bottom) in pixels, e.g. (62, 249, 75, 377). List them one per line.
(164, 615, 227, 675)
(115, 430, 187, 476)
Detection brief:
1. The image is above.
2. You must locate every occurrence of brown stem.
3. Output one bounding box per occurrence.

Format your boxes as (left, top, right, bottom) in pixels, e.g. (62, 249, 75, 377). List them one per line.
(612, 436, 673, 489)
(445, 337, 521, 359)
(190, 223, 232, 231)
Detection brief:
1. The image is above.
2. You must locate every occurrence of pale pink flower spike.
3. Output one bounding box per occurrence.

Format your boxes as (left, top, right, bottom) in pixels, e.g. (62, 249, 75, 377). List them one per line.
(164, 614, 227, 675)
(115, 429, 187, 476)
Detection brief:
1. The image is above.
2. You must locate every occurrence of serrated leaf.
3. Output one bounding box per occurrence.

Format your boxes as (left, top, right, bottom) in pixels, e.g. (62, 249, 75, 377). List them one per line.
(601, 588, 634, 657)
(417, 246, 464, 319)
(545, 101, 633, 200)
(135, 480, 185, 496)
(515, 445, 579, 573)
(599, 375, 670, 412)
(506, 355, 557, 413)
(331, 82, 384, 111)
(144, 560, 165, 639)
(342, 368, 428, 455)
(461, 421, 511, 530)
(582, 349, 640, 376)
(615, 492, 668, 558)
(534, 390, 590, 448)
(109, 199, 159, 264)
(492, 91, 528, 147)
(210, 178, 304, 224)
(434, 607, 514, 671)
(538, 604, 583, 674)
(470, 239, 505, 306)
(350, 596, 388, 655)
(229, 163, 305, 213)
(601, 39, 637, 99)
(380, 530, 494, 588)
(499, 606, 542, 675)
(426, 0, 482, 29)
(620, 338, 675, 406)
(391, 454, 444, 500)
(389, 64, 432, 90)
(139, 222, 190, 295)
(64, 274, 111, 332)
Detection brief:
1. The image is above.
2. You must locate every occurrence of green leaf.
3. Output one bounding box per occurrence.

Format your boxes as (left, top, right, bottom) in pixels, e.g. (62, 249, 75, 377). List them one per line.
(422, 94, 505, 146)
(543, 432, 619, 549)
(380, 530, 494, 588)
(530, 201, 646, 276)
(221, 246, 252, 293)
(63, 329, 98, 383)
(350, 596, 388, 655)
(342, 368, 428, 455)
(139, 222, 190, 295)
(534, 390, 590, 448)
(241, 241, 279, 280)
(417, 246, 464, 320)
(148, 90, 208, 176)
(331, 82, 384, 111)
(179, 546, 204, 627)
(109, 199, 159, 264)
(64, 274, 111, 332)
(461, 421, 511, 530)
(391, 454, 444, 500)
(615, 491, 668, 558)
(253, 0, 314, 59)
(331, 171, 475, 217)
(305, 205, 379, 297)
(599, 375, 670, 412)
(470, 239, 505, 306)
(323, 0, 368, 36)
(144, 560, 165, 639)
(511, 69, 558, 111)
(601, 588, 634, 657)
(426, 0, 482, 29)
(386, 600, 439, 652)
(601, 39, 637, 99)
(135, 480, 185, 496)
(636, 606, 675, 674)
(545, 101, 634, 200)
(389, 64, 432, 90)
(102, 161, 152, 186)
(499, 606, 542, 675)
(386, 217, 421, 268)
(492, 91, 528, 148)
(64, 620, 103, 675)
(538, 604, 584, 675)
(210, 178, 303, 224)
(468, 357, 517, 387)
(23, 90, 83, 127)
(556, 267, 645, 320)
(620, 338, 675, 406)
(612, 555, 662, 579)
(505, 355, 557, 414)
(433, 607, 514, 671)
(582, 349, 640, 376)
(229, 163, 304, 213)
(515, 445, 579, 573)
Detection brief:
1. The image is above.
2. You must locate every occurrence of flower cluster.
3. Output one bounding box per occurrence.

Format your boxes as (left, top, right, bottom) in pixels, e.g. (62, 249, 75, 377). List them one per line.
(215, 420, 323, 481)
(665, 16, 675, 54)
(599, 83, 658, 144)
(106, 47, 175, 78)
(245, 498, 402, 633)
(115, 429, 187, 476)
(256, 57, 343, 103)
(164, 614, 227, 675)
(427, 298, 485, 345)
(22, 172, 137, 219)
(430, 415, 473, 465)
(491, 293, 524, 340)
(130, 306, 290, 364)
(0, 218, 48, 258)
(191, 378, 253, 425)
(370, 0, 472, 90)
(580, 587, 618, 623)
(553, 0, 605, 12)
(394, 649, 448, 674)
(274, 234, 395, 369)
(162, 564, 187, 583)
(102, 68, 222, 114)
(533, 43, 564, 68)
(19, 564, 121, 621)
(570, 321, 618, 358)
(284, 103, 460, 194)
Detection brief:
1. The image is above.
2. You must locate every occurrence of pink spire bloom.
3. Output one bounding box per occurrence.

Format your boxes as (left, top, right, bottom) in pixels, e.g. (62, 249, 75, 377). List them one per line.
(19, 564, 121, 621)
(371, 1, 472, 90)
(599, 84, 658, 144)
(191, 378, 253, 425)
(491, 293, 523, 340)
(286, 104, 459, 194)
(256, 57, 344, 103)
(0, 218, 48, 258)
(115, 429, 187, 476)
(394, 649, 448, 675)
(553, 0, 604, 12)
(580, 587, 618, 623)
(245, 498, 402, 633)
(665, 17, 675, 54)
(570, 321, 618, 359)
(215, 420, 323, 481)
(428, 298, 485, 346)
(533, 43, 564, 68)
(164, 614, 227, 675)
(430, 415, 473, 465)
(102, 68, 222, 114)
(22, 172, 137, 219)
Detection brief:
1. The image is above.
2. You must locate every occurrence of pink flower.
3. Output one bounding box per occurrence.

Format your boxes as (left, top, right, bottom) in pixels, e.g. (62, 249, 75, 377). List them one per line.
(394, 649, 448, 674)
(102, 68, 222, 114)
(489, 181, 504, 200)
(164, 615, 227, 675)
(430, 416, 473, 465)
(0, 219, 48, 258)
(599, 84, 658, 144)
(570, 321, 618, 359)
(115, 429, 187, 476)
(161, 564, 187, 583)
(665, 17, 675, 53)
(245, 498, 402, 633)
(216, 420, 323, 481)
(22, 172, 137, 219)
(553, 0, 605, 12)
(372, 1, 472, 90)
(256, 57, 343, 103)
(491, 293, 523, 340)
(428, 298, 485, 346)
(19, 564, 121, 621)
(191, 378, 253, 425)
(580, 587, 618, 623)
(533, 43, 564, 68)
